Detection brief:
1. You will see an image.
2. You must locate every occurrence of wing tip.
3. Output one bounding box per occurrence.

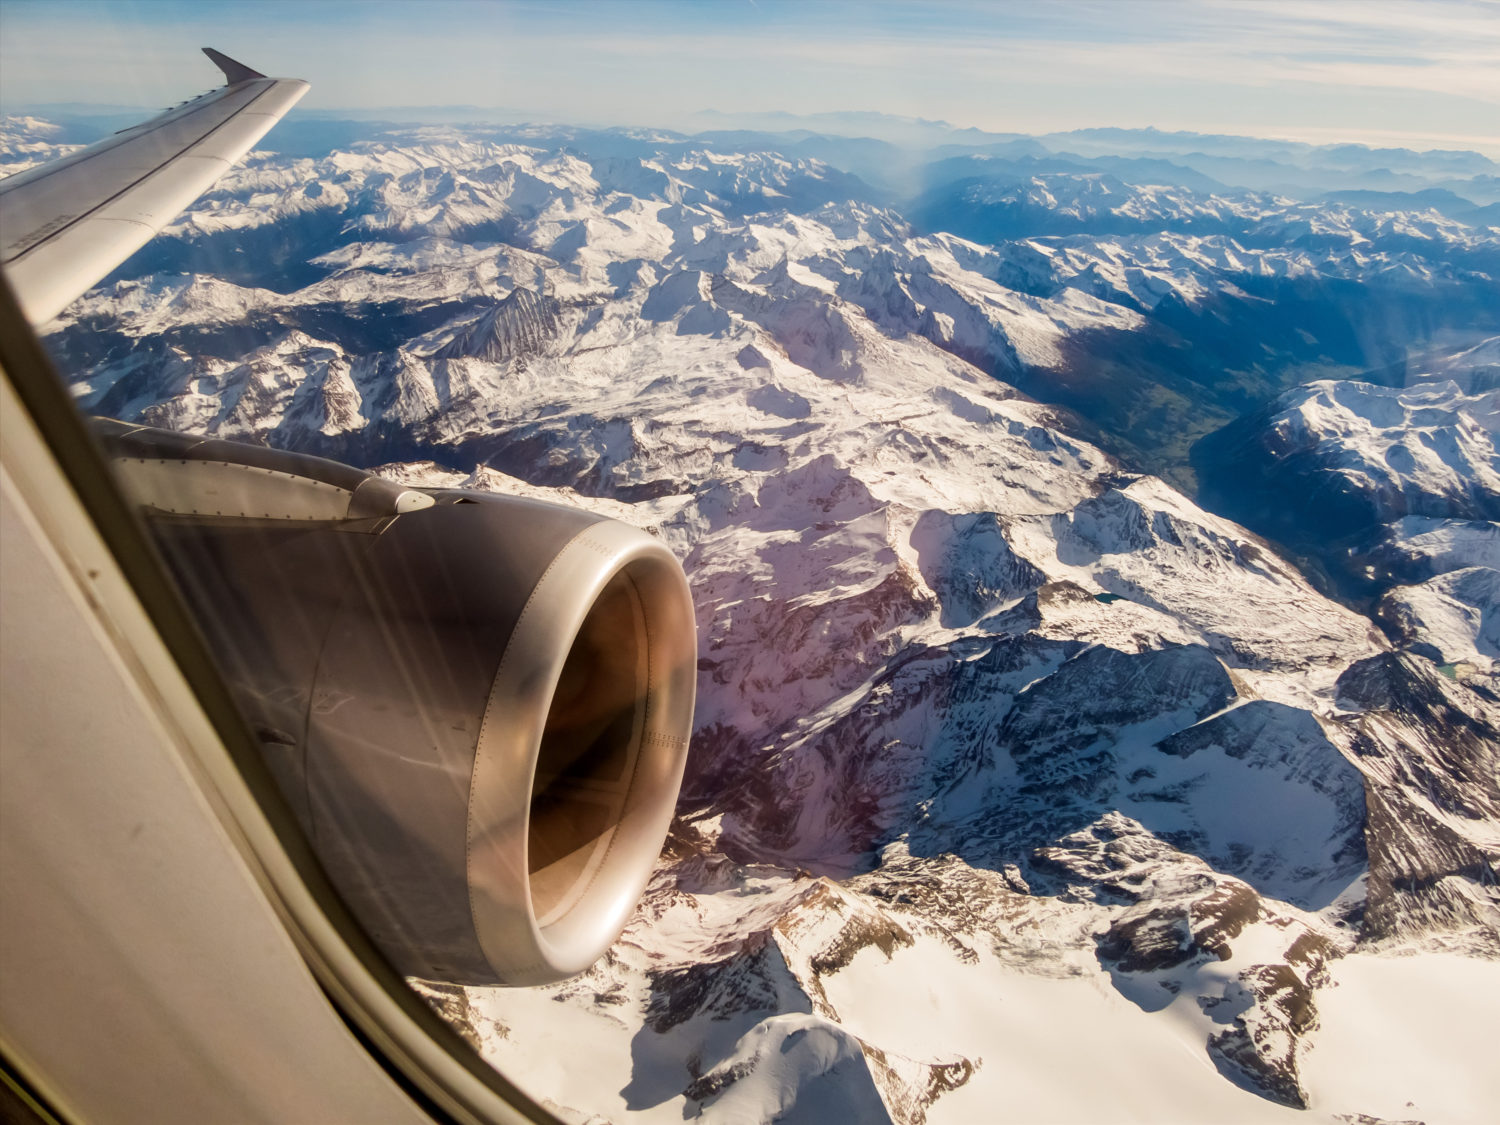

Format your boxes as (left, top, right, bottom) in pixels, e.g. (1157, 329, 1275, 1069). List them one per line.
(202, 47, 266, 85)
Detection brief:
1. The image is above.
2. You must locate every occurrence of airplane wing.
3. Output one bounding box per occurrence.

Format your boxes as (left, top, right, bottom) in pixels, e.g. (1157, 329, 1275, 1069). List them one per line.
(0, 41, 695, 1118)
(0, 48, 309, 326)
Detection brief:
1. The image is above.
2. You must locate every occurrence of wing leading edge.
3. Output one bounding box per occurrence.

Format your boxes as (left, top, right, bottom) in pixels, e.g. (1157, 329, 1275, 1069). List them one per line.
(0, 49, 308, 326)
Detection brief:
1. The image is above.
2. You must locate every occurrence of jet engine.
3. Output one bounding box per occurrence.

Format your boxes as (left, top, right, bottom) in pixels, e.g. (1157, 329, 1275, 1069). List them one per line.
(94, 420, 697, 985)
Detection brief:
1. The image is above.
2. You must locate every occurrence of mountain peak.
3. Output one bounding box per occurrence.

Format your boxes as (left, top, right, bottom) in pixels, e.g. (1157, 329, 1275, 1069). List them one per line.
(436, 286, 559, 364)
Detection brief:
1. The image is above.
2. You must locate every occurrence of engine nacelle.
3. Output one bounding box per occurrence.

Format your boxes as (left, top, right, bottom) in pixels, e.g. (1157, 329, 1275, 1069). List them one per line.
(96, 420, 696, 985)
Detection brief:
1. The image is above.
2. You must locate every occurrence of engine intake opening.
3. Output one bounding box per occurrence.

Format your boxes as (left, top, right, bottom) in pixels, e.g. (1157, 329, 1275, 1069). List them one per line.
(528, 569, 648, 926)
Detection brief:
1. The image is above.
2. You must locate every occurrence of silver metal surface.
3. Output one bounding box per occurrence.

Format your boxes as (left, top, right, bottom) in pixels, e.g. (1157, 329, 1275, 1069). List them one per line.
(0, 54, 308, 325)
(0, 379, 438, 1125)
(102, 426, 697, 985)
(468, 519, 696, 983)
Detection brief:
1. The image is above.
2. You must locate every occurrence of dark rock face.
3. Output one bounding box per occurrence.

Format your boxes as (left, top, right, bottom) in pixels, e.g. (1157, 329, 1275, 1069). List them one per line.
(1332, 654, 1500, 947)
(1207, 923, 1338, 1110)
(1208, 966, 1314, 1110)
(1099, 879, 1262, 972)
(1157, 699, 1320, 760)
(1000, 644, 1236, 799)
(435, 287, 559, 363)
(911, 510, 1047, 627)
(646, 935, 803, 1035)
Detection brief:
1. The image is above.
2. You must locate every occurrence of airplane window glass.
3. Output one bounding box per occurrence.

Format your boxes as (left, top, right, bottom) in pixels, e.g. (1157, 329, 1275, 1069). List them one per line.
(4, 3, 1499, 1122)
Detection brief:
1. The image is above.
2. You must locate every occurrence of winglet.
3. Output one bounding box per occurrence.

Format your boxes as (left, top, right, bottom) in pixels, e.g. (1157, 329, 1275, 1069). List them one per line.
(202, 48, 265, 85)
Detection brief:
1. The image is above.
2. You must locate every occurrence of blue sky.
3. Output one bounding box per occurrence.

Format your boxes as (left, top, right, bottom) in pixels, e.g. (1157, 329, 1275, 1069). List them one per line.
(2, 0, 1497, 154)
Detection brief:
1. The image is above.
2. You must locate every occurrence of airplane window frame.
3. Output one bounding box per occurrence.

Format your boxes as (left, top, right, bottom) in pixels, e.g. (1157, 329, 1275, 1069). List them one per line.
(0, 269, 562, 1125)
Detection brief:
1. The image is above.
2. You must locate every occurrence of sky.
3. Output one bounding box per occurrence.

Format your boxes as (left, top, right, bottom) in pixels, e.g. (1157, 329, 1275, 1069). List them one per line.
(1, 0, 1497, 155)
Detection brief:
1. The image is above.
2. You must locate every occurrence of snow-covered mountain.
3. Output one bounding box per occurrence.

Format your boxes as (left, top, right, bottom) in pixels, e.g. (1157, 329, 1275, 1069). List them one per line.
(906, 175, 1500, 492)
(1195, 343, 1499, 628)
(1198, 373, 1500, 538)
(0, 113, 80, 174)
(15, 119, 1500, 1123)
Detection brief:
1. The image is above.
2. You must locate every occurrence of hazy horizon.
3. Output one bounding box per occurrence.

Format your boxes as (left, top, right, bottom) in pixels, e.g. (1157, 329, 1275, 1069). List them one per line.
(1, 0, 1497, 159)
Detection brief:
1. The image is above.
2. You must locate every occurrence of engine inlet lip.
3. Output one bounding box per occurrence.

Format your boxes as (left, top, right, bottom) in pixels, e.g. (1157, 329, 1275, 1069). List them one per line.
(465, 520, 695, 984)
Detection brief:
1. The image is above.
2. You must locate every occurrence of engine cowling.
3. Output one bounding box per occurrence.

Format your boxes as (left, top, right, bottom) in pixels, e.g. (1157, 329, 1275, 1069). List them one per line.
(96, 420, 696, 984)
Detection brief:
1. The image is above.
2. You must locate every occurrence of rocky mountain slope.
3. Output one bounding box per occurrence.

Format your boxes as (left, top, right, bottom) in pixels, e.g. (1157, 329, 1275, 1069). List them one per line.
(13, 119, 1499, 1123)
